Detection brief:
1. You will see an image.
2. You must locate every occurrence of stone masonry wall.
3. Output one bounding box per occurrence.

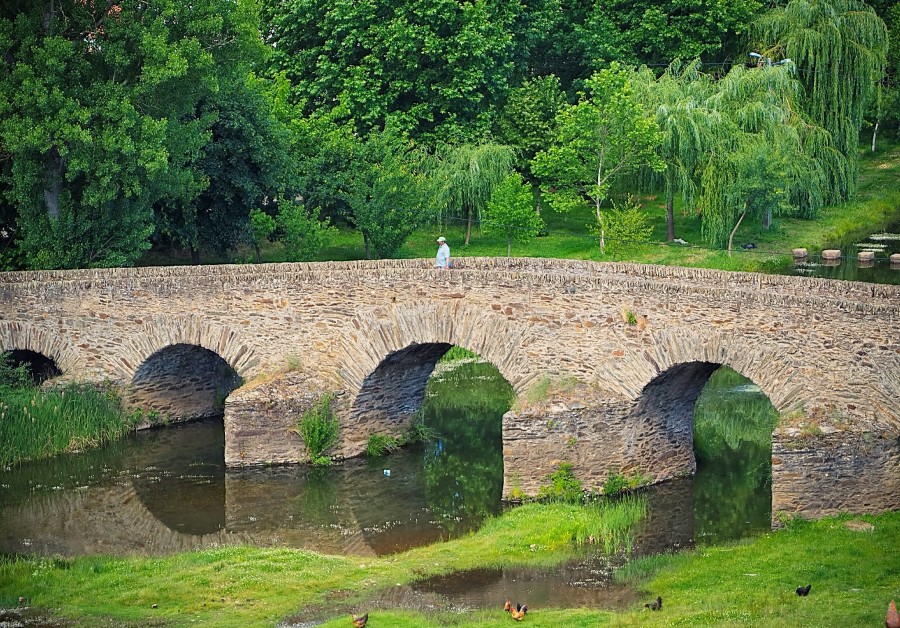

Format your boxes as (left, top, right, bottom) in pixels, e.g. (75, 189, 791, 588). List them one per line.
(1, 258, 898, 520)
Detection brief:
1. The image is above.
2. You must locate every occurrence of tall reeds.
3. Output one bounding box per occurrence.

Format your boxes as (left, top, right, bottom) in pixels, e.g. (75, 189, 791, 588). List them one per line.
(0, 384, 138, 467)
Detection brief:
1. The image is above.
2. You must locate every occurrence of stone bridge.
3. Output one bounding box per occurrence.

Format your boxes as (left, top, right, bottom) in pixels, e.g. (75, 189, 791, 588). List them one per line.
(1, 258, 898, 521)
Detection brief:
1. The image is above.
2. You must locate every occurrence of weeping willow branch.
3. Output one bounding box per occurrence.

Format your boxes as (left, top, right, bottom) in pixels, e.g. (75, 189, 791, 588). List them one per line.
(751, 0, 888, 197)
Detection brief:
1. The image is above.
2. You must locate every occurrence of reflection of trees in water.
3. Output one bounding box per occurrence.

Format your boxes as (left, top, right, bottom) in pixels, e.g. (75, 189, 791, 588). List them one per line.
(692, 366, 778, 542)
(295, 466, 340, 522)
(421, 360, 513, 531)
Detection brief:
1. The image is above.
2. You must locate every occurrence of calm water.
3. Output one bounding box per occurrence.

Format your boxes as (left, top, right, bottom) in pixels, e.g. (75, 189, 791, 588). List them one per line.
(0, 361, 776, 610)
(779, 229, 900, 284)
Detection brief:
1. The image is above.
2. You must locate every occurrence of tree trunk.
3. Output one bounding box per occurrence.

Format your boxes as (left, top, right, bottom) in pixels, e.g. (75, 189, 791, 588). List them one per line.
(465, 207, 473, 245)
(190, 248, 200, 265)
(727, 206, 748, 258)
(533, 184, 541, 216)
(507, 236, 511, 257)
(364, 234, 371, 260)
(871, 121, 879, 152)
(762, 207, 772, 230)
(666, 188, 675, 242)
(595, 200, 605, 254)
(254, 244, 261, 264)
(43, 147, 62, 220)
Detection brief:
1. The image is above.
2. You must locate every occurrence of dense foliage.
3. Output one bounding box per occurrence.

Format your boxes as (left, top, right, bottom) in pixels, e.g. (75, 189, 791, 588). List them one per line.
(0, 0, 895, 269)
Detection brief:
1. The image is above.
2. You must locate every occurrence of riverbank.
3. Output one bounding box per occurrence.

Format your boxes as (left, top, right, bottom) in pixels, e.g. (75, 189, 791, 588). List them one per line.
(1, 505, 897, 627)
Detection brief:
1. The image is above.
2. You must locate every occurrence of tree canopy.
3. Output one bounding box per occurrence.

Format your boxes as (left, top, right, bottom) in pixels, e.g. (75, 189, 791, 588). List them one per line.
(0, 0, 894, 270)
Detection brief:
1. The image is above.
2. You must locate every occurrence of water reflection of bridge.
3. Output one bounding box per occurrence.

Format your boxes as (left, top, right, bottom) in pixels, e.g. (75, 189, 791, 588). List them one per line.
(0, 463, 698, 560)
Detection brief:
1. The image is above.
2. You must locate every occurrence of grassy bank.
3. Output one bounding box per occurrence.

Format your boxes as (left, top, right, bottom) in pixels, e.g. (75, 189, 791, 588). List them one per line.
(0, 501, 644, 627)
(2, 505, 897, 627)
(0, 382, 138, 467)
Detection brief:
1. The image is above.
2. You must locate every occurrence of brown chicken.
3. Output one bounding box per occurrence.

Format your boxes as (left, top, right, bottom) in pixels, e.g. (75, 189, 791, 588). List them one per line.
(886, 600, 900, 628)
(510, 602, 528, 621)
(350, 611, 368, 628)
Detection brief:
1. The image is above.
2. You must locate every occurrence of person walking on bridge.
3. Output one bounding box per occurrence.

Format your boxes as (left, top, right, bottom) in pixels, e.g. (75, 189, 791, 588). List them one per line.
(435, 236, 451, 269)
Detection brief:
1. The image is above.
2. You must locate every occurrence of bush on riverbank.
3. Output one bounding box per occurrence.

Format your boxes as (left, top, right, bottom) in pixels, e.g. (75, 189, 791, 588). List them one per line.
(0, 355, 139, 466)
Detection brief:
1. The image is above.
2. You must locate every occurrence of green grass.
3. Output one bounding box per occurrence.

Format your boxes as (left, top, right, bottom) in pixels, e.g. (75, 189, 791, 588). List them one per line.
(0, 501, 645, 627)
(3, 508, 896, 627)
(0, 383, 139, 466)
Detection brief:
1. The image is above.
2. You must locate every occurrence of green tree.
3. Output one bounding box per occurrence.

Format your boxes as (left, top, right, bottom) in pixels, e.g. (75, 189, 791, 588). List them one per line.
(0, 0, 275, 269)
(248, 208, 277, 263)
(700, 139, 792, 256)
(291, 107, 359, 224)
(345, 126, 439, 259)
(188, 74, 295, 263)
(483, 173, 545, 256)
(495, 74, 567, 211)
(632, 60, 719, 242)
(261, 0, 516, 144)
(752, 0, 889, 190)
(0, 2, 166, 268)
(698, 63, 849, 246)
(276, 201, 336, 262)
(532, 64, 664, 253)
(436, 143, 517, 245)
(574, 0, 763, 69)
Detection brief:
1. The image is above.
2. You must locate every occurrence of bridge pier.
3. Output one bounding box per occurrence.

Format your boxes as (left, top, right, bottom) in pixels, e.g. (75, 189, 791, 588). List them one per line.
(772, 427, 900, 522)
(500, 368, 713, 498)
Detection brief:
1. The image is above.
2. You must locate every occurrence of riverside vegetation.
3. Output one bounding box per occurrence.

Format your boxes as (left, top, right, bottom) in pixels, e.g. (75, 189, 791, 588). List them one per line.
(0, 353, 139, 467)
(0, 506, 897, 627)
(2, 357, 898, 626)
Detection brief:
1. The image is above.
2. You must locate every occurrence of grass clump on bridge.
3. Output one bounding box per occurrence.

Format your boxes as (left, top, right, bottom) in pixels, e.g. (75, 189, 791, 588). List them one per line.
(0, 353, 139, 466)
(296, 393, 339, 465)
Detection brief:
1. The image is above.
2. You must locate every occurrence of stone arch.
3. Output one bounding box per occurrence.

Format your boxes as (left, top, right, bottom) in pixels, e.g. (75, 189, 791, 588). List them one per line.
(0, 321, 84, 377)
(335, 301, 541, 395)
(602, 326, 808, 414)
(128, 344, 244, 423)
(115, 315, 260, 381)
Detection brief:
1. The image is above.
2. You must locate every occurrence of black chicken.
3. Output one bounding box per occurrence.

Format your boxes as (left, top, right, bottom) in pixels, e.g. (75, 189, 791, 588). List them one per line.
(796, 584, 812, 597)
(644, 596, 662, 611)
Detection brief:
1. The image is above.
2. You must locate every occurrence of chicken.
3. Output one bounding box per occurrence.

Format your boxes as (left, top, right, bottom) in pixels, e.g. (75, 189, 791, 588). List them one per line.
(886, 600, 900, 628)
(350, 612, 368, 628)
(796, 584, 811, 597)
(503, 599, 512, 612)
(644, 596, 662, 611)
(509, 603, 528, 621)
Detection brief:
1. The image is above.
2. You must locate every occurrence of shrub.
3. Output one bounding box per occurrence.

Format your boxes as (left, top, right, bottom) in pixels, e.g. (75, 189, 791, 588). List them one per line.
(366, 433, 401, 457)
(364, 414, 436, 457)
(536, 462, 583, 503)
(595, 195, 654, 257)
(0, 352, 30, 389)
(297, 394, 339, 466)
(602, 467, 653, 495)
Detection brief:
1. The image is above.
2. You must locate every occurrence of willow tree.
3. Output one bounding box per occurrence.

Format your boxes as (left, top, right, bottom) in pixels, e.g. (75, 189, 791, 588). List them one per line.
(752, 0, 888, 192)
(632, 60, 720, 242)
(699, 63, 849, 250)
(436, 143, 517, 245)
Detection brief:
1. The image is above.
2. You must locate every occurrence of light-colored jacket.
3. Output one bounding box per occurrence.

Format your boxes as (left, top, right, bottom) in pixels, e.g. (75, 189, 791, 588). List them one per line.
(435, 243, 451, 269)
